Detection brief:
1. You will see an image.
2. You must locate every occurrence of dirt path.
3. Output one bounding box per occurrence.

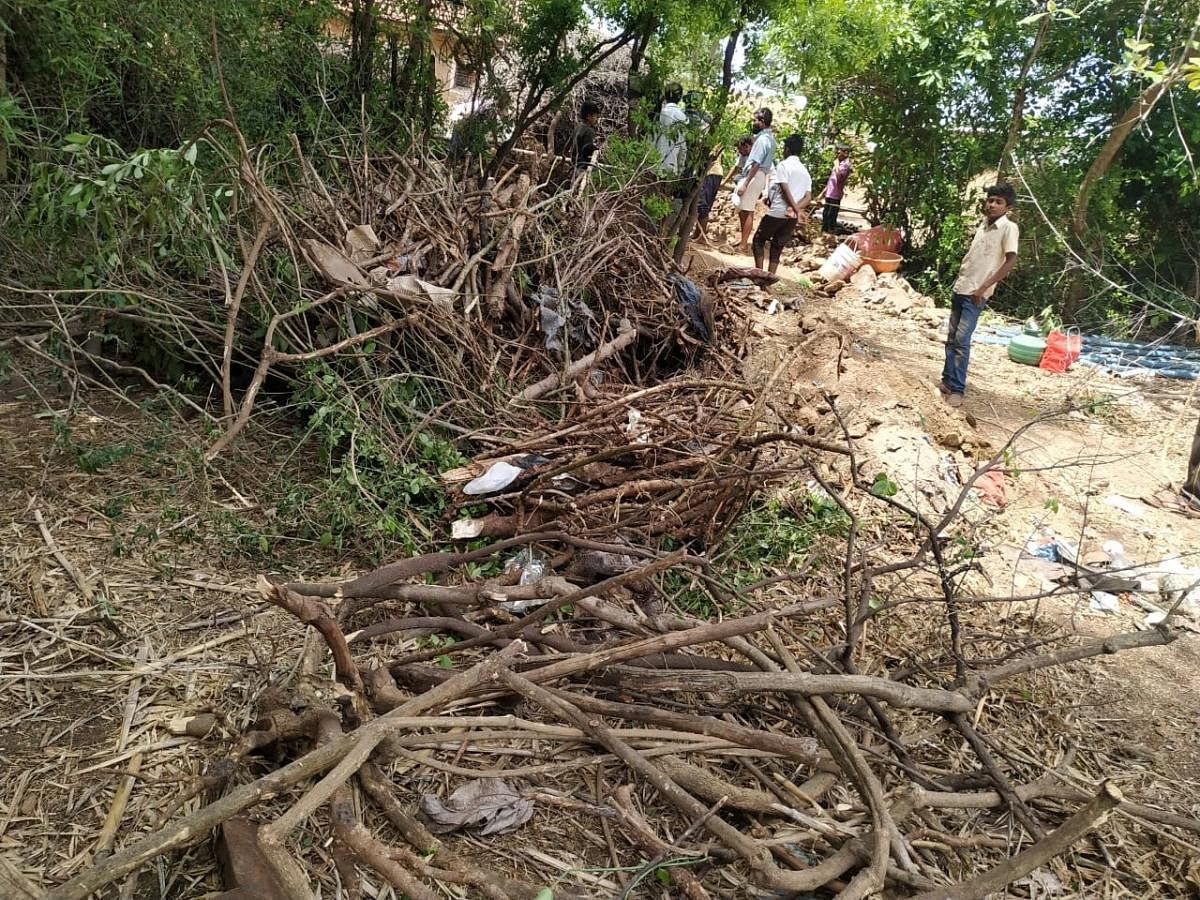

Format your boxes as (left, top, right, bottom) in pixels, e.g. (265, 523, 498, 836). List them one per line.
(695, 243, 1200, 795)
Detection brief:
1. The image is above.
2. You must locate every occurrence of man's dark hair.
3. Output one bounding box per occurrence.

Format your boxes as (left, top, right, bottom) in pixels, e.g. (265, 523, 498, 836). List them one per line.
(737, 134, 753, 148)
(985, 183, 1017, 205)
(755, 107, 773, 126)
(580, 99, 601, 119)
(783, 134, 803, 157)
(663, 82, 683, 103)
(835, 142, 850, 151)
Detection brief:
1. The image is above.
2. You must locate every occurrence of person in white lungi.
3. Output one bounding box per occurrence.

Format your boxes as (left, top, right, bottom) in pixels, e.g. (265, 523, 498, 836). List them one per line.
(732, 107, 775, 254)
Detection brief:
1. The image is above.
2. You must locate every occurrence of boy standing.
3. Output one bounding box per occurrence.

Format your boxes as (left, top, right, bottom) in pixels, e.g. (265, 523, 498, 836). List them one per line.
(940, 183, 1019, 407)
(572, 100, 602, 173)
(817, 143, 851, 233)
(751, 134, 810, 274)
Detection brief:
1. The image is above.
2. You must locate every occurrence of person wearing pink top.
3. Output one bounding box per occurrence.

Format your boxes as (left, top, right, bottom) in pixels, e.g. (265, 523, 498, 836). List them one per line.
(817, 143, 851, 233)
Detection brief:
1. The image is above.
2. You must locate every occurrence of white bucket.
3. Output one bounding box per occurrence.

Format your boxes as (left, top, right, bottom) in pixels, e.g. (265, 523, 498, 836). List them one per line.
(817, 244, 862, 282)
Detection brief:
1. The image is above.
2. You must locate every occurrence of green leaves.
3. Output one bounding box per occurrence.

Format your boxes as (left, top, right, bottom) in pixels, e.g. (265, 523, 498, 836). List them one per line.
(1182, 57, 1200, 90)
(869, 472, 899, 499)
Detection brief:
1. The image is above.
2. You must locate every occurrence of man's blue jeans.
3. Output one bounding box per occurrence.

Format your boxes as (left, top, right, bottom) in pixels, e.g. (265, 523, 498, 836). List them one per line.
(941, 292, 983, 395)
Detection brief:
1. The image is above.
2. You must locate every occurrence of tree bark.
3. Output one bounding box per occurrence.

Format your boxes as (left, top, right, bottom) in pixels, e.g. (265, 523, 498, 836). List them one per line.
(395, 0, 434, 129)
(0, 29, 8, 180)
(1184, 415, 1200, 502)
(909, 782, 1123, 900)
(670, 25, 742, 264)
(348, 0, 378, 104)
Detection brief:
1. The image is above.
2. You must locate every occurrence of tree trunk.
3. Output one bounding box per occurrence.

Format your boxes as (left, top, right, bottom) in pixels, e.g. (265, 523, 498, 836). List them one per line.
(486, 31, 634, 177)
(348, 0, 378, 104)
(1185, 416, 1200, 502)
(388, 34, 399, 109)
(1065, 13, 1199, 319)
(0, 28, 8, 180)
(997, 12, 1050, 179)
(395, 0, 434, 129)
(629, 14, 656, 73)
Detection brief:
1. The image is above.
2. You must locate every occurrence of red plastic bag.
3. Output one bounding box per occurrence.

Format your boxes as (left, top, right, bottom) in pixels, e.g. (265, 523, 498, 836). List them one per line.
(1039, 328, 1082, 373)
(847, 226, 902, 255)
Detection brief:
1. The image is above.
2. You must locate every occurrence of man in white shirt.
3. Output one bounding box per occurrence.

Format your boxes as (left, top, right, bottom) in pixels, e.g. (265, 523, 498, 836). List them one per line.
(940, 183, 1019, 407)
(732, 107, 775, 253)
(751, 134, 810, 273)
(653, 83, 689, 176)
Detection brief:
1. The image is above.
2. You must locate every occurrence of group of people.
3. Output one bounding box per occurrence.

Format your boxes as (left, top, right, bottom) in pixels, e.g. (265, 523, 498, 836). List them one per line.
(693, 106, 854, 275)
(572, 92, 1019, 409)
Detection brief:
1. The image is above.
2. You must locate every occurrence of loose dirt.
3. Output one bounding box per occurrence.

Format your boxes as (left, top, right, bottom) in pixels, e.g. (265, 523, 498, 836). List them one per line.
(694, 242, 1200, 798)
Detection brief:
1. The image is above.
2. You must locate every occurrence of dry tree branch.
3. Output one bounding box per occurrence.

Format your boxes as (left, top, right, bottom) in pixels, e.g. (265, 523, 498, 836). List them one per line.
(46, 642, 526, 900)
(909, 782, 1124, 900)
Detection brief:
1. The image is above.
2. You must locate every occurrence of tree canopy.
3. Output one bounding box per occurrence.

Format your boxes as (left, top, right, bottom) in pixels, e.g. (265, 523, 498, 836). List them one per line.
(1, 0, 1198, 326)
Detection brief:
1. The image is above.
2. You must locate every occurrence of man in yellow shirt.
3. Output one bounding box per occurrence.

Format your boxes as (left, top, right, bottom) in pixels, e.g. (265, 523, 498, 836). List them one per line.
(940, 184, 1019, 408)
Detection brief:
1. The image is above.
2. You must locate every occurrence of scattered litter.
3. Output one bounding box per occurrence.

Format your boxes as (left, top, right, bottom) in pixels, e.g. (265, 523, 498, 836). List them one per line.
(1025, 535, 1078, 564)
(1143, 489, 1200, 518)
(1100, 539, 1133, 570)
(1014, 869, 1065, 896)
(1104, 495, 1149, 518)
(419, 778, 534, 836)
(451, 517, 484, 539)
(464, 460, 524, 495)
(497, 594, 554, 613)
(303, 239, 370, 287)
(625, 407, 651, 443)
(669, 274, 711, 341)
(1089, 591, 1120, 613)
(766, 298, 780, 315)
(344, 224, 381, 263)
(938, 454, 961, 487)
(505, 548, 548, 586)
(386, 273, 454, 307)
(384, 253, 411, 273)
(972, 469, 1007, 509)
(534, 286, 597, 353)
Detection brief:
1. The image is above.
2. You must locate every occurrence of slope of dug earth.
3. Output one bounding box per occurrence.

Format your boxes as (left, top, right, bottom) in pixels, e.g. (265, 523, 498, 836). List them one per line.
(701, 245, 1200, 803)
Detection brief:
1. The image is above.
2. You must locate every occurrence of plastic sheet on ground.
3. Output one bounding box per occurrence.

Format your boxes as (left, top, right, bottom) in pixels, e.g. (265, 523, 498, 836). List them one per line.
(976, 324, 1200, 381)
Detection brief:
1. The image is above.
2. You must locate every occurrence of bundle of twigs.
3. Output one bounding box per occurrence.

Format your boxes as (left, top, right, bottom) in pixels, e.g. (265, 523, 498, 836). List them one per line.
(442, 378, 790, 545)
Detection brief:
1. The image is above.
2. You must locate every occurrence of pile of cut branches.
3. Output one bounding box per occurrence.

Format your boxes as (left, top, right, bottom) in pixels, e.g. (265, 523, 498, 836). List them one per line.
(41, 429, 1200, 899)
(3, 123, 734, 472)
(9, 126, 1200, 900)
